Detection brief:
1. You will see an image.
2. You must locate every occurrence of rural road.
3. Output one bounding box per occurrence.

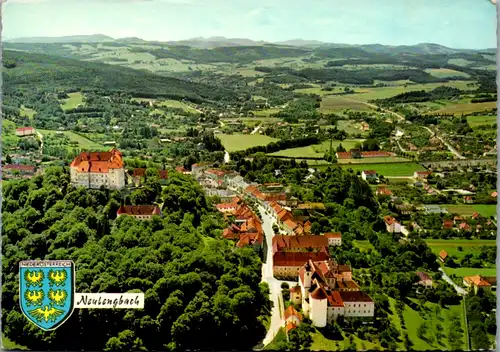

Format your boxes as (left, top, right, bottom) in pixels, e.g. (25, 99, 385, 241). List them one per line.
(224, 151, 230, 164)
(422, 126, 435, 138)
(259, 205, 297, 347)
(435, 134, 466, 160)
(356, 99, 406, 121)
(438, 267, 467, 295)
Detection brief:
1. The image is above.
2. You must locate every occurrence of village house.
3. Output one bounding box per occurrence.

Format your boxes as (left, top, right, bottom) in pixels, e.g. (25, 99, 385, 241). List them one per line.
(323, 233, 342, 246)
(383, 216, 401, 233)
(227, 175, 250, 192)
(272, 235, 329, 254)
(284, 305, 303, 328)
(3, 164, 37, 179)
(15, 126, 36, 137)
(439, 250, 448, 263)
(296, 260, 374, 327)
(415, 271, 433, 288)
(463, 196, 474, 204)
(70, 148, 126, 190)
(116, 205, 162, 220)
(463, 275, 497, 294)
(376, 187, 393, 198)
(191, 163, 210, 178)
(442, 220, 454, 230)
(290, 285, 302, 305)
(361, 170, 378, 181)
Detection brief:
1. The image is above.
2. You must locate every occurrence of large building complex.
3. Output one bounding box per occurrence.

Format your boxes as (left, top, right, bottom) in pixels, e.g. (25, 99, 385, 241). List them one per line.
(70, 148, 126, 190)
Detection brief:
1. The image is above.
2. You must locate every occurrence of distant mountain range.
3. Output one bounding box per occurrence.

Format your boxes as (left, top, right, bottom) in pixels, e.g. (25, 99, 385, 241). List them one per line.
(4, 34, 496, 54)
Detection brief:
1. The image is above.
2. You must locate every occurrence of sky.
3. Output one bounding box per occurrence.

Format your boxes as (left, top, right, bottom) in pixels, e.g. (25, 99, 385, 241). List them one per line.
(2, 0, 498, 49)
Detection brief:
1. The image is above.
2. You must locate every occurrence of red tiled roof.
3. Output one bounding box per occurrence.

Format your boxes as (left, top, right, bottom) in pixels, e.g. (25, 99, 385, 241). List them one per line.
(439, 250, 448, 260)
(205, 169, 226, 177)
(4, 164, 35, 172)
(443, 220, 454, 229)
(491, 191, 497, 197)
(158, 170, 168, 179)
(383, 216, 398, 225)
(273, 235, 329, 252)
(16, 127, 35, 132)
(117, 205, 161, 216)
(328, 291, 344, 307)
(464, 275, 493, 287)
(339, 291, 373, 302)
(273, 251, 330, 267)
(216, 203, 237, 210)
(70, 148, 123, 173)
(310, 286, 328, 300)
(290, 285, 301, 293)
(323, 232, 342, 239)
(416, 271, 432, 282)
(336, 152, 352, 159)
(176, 166, 189, 173)
(361, 151, 392, 158)
(286, 322, 297, 333)
(376, 187, 393, 195)
(363, 170, 377, 175)
(284, 306, 303, 321)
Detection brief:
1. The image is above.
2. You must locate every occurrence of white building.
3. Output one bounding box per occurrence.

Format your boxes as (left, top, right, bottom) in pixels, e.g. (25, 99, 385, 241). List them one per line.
(70, 149, 125, 190)
(383, 216, 401, 233)
(361, 170, 378, 181)
(323, 233, 342, 246)
(16, 127, 36, 137)
(116, 205, 162, 220)
(297, 260, 374, 327)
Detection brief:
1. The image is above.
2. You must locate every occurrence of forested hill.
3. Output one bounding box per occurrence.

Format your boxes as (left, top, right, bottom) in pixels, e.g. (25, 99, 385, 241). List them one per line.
(2, 50, 240, 103)
(2, 168, 271, 350)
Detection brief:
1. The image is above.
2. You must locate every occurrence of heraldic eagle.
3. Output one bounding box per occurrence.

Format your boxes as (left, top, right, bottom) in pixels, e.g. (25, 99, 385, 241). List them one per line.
(28, 305, 65, 323)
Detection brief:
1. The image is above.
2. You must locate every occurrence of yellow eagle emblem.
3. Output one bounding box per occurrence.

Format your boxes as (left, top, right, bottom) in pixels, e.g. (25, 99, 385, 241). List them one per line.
(24, 290, 44, 306)
(48, 289, 68, 306)
(28, 306, 65, 323)
(24, 270, 44, 288)
(48, 269, 67, 287)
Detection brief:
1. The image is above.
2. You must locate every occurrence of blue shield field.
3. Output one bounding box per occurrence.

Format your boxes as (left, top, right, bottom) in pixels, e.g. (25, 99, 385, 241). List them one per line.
(19, 260, 75, 331)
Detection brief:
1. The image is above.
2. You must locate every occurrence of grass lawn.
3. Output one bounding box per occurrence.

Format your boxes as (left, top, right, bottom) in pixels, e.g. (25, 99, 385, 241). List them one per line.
(352, 240, 376, 253)
(425, 239, 496, 261)
(340, 162, 424, 176)
(320, 96, 372, 112)
(466, 115, 497, 128)
(158, 100, 200, 114)
(60, 92, 84, 111)
(250, 108, 281, 117)
(2, 334, 28, 350)
(402, 298, 466, 351)
(217, 134, 279, 152)
(336, 120, 369, 135)
(39, 130, 105, 150)
(310, 329, 381, 351)
(439, 204, 497, 218)
(431, 101, 496, 115)
(443, 267, 497, 277)
(267, 139, 364, 158)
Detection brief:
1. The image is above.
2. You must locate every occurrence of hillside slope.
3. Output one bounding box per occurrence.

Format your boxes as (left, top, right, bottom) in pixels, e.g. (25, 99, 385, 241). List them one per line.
(3, 50, 239, 103)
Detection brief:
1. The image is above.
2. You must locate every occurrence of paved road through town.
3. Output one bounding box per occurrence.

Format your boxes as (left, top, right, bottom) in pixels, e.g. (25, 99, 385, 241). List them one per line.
(259, 205, 297, 347)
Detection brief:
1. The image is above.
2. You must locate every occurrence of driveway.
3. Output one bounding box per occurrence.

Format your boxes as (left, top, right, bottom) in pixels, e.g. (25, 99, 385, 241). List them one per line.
(438, 267, 467, 295)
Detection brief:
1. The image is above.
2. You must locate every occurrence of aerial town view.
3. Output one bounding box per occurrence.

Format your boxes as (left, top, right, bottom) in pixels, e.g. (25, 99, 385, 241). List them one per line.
(0, 0, 497, 351)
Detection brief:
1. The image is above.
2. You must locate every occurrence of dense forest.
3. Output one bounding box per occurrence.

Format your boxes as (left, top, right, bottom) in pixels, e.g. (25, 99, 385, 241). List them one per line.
(2, 168, 271, 351)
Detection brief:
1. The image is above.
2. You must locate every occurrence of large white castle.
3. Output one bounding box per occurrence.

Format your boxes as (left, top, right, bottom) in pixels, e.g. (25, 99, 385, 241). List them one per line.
(70, 148, 125, 190)
(291, 259, 375, 327)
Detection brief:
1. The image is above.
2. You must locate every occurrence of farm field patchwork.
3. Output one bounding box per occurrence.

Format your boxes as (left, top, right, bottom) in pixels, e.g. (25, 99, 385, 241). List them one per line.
(340, 162, 425, 176)
(425, 239, 496, 261)
(424, 68, 470, 79)
(217, 133, 279, 152)
(466, 115, 497, 128)
(60, 92, 84, 111)
(439, 204, 497, 218)
(250, 108, 281, 117)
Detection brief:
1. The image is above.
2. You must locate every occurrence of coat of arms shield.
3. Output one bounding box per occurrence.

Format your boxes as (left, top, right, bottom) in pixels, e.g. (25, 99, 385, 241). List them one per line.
(19, 260, 75, 331)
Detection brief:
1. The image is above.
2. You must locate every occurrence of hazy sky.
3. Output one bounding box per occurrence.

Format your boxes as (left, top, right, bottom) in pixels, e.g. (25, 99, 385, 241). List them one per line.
(2, 0, 497, 48)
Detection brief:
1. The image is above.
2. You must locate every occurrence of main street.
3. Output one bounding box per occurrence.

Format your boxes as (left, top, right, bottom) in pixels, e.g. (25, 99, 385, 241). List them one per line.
(438, 267, 467, 296)
(259, 205, 297, 346)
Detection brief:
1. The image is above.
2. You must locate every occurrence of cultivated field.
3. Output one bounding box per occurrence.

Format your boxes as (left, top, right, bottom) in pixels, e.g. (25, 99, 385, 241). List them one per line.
(431, 101, 497, 115)
(424, 68, 470, 79)
(340, 162, 425, 176)
(217, 133, 278, 152)
(132, 98, 200, 114)
(336, 120, 369, 135)
(466, 115, 497, 128)
(425, 239, 496, 261)
(267, 139, 363, 158)
(320, 96, 372, 112)
(60, 92, 84, 111)
(250, 108, 281, 117)
(439, 204, 497, 218)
